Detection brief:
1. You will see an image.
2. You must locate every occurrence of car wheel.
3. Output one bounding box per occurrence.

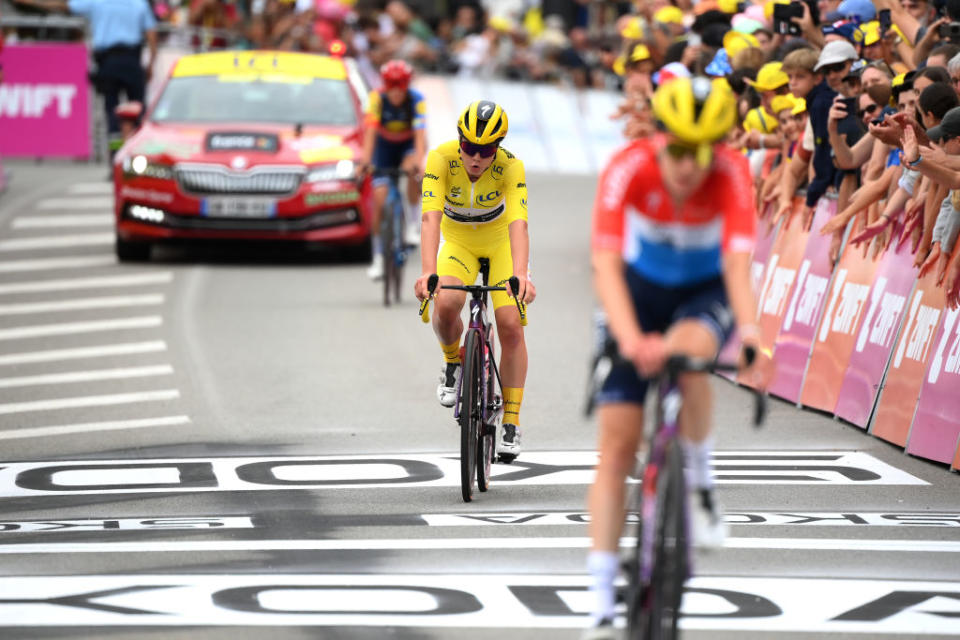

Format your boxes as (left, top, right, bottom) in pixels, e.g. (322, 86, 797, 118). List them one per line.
(115, 236, 152, 262)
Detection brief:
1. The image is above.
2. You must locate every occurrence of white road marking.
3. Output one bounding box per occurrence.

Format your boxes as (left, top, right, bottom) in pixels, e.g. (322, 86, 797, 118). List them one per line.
(422, 512, 960, 528)
(0, 574, 958, 634)
(0, 233, 114, 252)
(0, 294, 164, 316)
(0, 516, 252, 533)
(37, 196, 113, 210)
(0, 255, 115, 273)
(0, 272, 172, 295)
(0, 415, 189, 441)
(0, 451, 925, 498)
(0, 536, 954, 554)
(0, 316, 162, 341)
(12, 214, 113, 229)
(0, 341, 166, 366)
(0, 365, 173, 389)
(67, 183, 113, 195)
(0, 390, 179, 416)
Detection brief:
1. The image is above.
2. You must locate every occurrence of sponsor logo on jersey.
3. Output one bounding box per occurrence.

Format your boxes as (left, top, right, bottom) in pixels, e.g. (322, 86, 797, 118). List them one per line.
(477, 190, 502, 206)
(423, 173, 439, 181)
(451, 186, 462, 198)
(516, 182, 526, 189)
(423, 190, 435, 198)
(492, 164, 504, 177)
(449, 160, 460, 175)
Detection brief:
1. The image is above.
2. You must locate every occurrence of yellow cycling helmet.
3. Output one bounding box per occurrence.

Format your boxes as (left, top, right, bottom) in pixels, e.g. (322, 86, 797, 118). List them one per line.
(458, 100, 509, 145)
(652, 76, 737, 145)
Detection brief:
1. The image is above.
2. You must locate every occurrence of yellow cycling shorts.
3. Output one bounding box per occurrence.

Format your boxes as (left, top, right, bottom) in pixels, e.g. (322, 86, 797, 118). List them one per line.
(437, 237, 519, 310)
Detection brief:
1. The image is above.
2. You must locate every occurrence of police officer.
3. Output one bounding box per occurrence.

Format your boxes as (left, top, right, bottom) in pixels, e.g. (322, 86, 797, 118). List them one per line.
(19, 0, 157, 159)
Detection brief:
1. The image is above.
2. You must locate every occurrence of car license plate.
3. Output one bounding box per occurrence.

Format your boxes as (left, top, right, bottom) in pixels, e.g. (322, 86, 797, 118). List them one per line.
(204, 198, 276, 218)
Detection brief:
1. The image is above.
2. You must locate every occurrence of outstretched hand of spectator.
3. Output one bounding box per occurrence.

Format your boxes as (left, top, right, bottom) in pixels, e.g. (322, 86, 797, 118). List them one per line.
(919, 142, 949, 166)
(891, 112, 931, 147)
(902, 124, 920, 164)
(851, 214, 894, 245)
(869, 116, 904, 147)
(945, 257, 960, 309)
(919, 242, 943, 279)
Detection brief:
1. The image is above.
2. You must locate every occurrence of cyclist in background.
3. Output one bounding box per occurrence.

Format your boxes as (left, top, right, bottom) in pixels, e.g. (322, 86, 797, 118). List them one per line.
(361, 60, 427, 280)
(583, 76, 767, 638)
(414, 101, 534, 461)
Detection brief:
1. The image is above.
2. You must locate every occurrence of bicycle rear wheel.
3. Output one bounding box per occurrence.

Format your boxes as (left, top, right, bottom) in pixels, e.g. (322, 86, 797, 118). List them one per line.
(476, 339, 497, 492)
(459, 330, 482, 502)
(628, 441, 688, 640)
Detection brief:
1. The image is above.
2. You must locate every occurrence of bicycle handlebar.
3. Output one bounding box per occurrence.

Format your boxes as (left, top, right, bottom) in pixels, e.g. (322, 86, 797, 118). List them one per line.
(417, 275, 528, 326)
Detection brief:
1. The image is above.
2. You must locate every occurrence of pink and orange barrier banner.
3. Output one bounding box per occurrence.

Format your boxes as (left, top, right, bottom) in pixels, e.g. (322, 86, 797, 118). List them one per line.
(908, 307, 960, 463)
(741, 199, 959, 470)
(766, 199, 836, 403)
(0, 44, 91, 158)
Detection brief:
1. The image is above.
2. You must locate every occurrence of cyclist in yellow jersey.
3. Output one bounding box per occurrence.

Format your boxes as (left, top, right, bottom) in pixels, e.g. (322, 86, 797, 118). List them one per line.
(414, 100, 535, 460)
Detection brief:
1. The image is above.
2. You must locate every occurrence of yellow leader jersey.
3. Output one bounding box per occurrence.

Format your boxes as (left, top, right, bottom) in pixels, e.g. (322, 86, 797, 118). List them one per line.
(421, 140, 528, 248)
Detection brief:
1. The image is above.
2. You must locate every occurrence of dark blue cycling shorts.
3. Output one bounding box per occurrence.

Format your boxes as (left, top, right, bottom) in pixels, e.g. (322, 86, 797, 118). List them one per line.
(593, 269, 734, 407)
(373, 137, 414, 186)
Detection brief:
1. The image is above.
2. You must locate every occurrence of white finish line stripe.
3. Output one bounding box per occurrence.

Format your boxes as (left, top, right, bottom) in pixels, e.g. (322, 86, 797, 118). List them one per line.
(67, 182, 112, 195)
(12, 214, 113, 229)
(0, 389, 179, 415)
(0, 272, 172, 295)
(0, 415, 190, 441)
(0, 316, 162, 340)
(0, 365, 173, 389)
(0, 294, 163, 316)
(0, 341, 166, 366)
(0, 233, 114, 251)
(1, 536, 956, 554)
(0, 255, 115, 273)
(37, 196, 112, 210)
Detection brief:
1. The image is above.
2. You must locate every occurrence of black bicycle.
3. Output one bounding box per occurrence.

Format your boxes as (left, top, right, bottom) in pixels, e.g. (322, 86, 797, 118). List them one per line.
(587, 342, 765, 639)
(419, 260, 527, 502)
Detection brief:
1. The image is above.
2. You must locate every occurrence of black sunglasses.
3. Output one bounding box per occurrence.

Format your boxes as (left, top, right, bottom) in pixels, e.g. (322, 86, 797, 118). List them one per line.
(858, 103, 879, 118)
(459, 138, 499, 158)
(820, 62, 848, 75)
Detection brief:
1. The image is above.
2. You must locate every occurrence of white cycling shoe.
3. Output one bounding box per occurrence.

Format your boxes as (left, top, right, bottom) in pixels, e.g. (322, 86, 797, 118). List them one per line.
(437, 362, 461, 408)
(496, 423, 521, 461)
(581, 618, 618, 640)
(366, 253, 384, 280)
(690, 487, 728, 549)
(404, 225, 421, 247)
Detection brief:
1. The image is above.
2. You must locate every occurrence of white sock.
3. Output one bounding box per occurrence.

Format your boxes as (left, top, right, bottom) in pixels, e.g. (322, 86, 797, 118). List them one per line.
(372, 234, 383, 257)
(680, 436, 715, 491)
(587, 550, 619, 623)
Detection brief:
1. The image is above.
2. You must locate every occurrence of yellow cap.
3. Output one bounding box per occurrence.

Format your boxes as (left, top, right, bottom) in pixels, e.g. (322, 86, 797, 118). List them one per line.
(630, 43, 652, 62)
(654, 6, 684, 24)
(764, 0, 790, 21)
(723, 30, 760, 58)
(743, 106, 778, 133)
(488, 15, 514, 33)
(771, 93, 798, 115)
(718, 0, 740, 13)
(892, 72, 906, 87)
(745, 61, 789, 92)
(620, 15, 646, 40)
(791, 97, 807, 115)
(860, 20, 881, 46)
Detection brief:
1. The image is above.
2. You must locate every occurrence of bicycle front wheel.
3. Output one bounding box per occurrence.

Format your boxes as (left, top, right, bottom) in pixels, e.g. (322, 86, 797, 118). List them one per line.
(459, 330, 482, 502)
(476, 339, 497, 493)
(392, 200, 405, 304)
(628, 440, 688, 640)
(380, 201, 395, 307)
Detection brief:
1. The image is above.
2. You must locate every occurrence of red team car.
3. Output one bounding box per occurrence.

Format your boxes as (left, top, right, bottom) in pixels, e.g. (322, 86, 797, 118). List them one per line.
(113, 50, 374, 261)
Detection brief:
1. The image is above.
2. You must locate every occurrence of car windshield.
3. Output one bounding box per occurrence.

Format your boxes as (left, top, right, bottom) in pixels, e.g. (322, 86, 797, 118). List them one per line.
(151, 76, 357, 126)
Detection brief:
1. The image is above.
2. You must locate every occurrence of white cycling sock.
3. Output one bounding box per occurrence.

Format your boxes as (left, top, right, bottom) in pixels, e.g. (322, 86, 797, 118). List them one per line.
(680, 436, 715, 491)
(587, 550, 619, 623)
(372, 234, 383, 257)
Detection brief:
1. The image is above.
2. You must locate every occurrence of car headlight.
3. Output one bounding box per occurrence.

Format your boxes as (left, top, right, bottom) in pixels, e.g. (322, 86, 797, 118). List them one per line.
(123, 155, 174, 179)
(305, 160, 356, 183)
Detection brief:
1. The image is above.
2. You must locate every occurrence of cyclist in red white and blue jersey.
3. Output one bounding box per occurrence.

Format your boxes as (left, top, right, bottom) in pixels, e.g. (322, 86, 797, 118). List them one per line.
(361, 59, 427, 279)
(583, 76, 769, 639)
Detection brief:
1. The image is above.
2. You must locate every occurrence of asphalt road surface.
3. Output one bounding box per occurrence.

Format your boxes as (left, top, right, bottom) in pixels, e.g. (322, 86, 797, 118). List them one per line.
(0, 160, 958, 640)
